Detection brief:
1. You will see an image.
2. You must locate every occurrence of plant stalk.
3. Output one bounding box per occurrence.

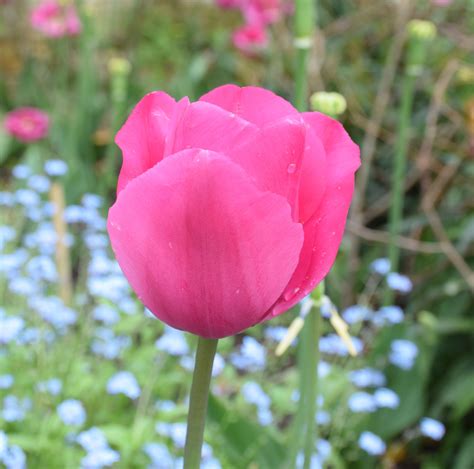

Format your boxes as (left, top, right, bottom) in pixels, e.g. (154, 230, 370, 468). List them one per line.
(303, 295, 321, 469)
(183, 336, 218, 469)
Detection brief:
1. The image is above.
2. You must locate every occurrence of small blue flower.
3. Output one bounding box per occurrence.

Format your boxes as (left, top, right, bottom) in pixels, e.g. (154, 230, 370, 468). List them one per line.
(57, 399, 86, 426)
(155, 327, 190, 356)
(0, 430, 7, 458)
(230, 336, 266, 371)
(30, 296, 77, 331)
(155, 400, 176, 413)
(370, 258, 391, 275)
(84, 233, 109, 251)
(420, 417, 445, 440)
(80, 447, 120, 469)
(0, 226, 16, 251)
(0, 375, 14, 390)
(318, 361, 331, 378)
(358, 431, 386, 455)
(44, 159, 68, 177)
(349, 368, 386, 388)
(1, 444, 27, 469)
(387, 273, 413, 293)
(91, 328, 130, 359)
(77, 428, 109, 453)
(212, 353, 225, 377)
(156, 422, 188, 449)
(373, 306, 404, 326)
(27, 256, 58, 282)
(107, 371, 141, 399)
(15, 188, 40, 207)
(264, 326, 288, 342)
(92, 304, 119, 326)
(28, 174, 50, 193)
(315, 410, 330, 425)
(82, 194, 103, 209)
(320, 334, 363, 356)
(347, 392, 377, 413)
(12, 165, 31, 179)
(257, 407, 273, 426)
(342, 305, 372, 324)
(242, 381, 271, 408)
(0, 192, 15, 206)
(143, 442, 174, 468)
(9, 277, 40, 296)
(389, 339, 418, 370)
(2, 395, 31, 422)
(373, 388, 399, 409)
(37, 378, 62, 396)
(0, 316, 24, 344)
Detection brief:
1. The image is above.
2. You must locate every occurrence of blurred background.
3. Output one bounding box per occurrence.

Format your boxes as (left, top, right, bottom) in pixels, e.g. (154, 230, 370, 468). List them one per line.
(0, 0, 473, 468)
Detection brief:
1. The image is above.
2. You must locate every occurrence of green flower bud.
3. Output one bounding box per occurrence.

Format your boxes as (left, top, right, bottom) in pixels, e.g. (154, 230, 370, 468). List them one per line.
(407, 20, 437, 41)
(310, 92, 347, 118)
(406, 20, 437, 77)
(457, 65, 474, 84)
(107, 57, 132, 77)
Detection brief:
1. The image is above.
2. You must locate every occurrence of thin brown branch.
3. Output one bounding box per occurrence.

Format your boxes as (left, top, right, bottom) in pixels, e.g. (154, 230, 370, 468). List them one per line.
(347, 220, 445, 254)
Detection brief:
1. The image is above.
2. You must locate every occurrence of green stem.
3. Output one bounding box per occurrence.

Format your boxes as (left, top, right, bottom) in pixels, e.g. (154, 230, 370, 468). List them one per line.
(294, 0, 315, 111)
(385, 72, 416, 304)
(183, 336, 218, 469)
(303, 303, 321, 469)
(291, 0, 318, 466)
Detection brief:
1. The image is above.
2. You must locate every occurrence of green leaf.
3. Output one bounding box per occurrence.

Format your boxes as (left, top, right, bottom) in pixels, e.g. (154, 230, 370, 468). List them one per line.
(208, 395, 286, 469)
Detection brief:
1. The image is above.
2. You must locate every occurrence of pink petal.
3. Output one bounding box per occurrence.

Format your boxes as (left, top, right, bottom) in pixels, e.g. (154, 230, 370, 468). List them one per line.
(199, 84, 298, 127)
(267, 112, 360, 317)
(163, 100, 258, 157)
(108, 148, 303, 338)
(297, 125, 327, 223)
(115, 91, 176, 194)
(224, 116, 307, 221)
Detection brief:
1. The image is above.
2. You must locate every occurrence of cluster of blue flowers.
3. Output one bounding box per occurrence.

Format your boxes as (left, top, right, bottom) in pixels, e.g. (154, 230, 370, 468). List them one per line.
(0, 163, 446, 467)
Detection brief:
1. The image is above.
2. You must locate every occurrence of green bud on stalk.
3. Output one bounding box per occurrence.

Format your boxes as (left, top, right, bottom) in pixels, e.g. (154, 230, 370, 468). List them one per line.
(108, 57, 131, 103)
(406, 20, 437, 77)
(310, 91, 347, 118)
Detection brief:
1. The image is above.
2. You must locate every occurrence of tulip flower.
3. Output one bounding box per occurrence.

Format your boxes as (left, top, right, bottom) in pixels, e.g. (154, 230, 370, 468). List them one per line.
(107, 85, 360, 339)
(4, 107, 49, 143)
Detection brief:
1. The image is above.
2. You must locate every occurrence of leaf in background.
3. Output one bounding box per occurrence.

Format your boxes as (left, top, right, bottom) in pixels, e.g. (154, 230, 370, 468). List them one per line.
(208, 394, 286, 469)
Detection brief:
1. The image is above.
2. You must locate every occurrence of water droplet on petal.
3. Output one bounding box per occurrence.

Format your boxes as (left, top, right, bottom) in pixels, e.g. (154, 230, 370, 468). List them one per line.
(287, 163, 297, 174)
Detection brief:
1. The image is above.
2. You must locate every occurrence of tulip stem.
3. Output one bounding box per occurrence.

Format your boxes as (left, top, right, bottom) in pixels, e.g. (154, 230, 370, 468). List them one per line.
(303, 283, 323, 469)
(183, 336, 218, 469)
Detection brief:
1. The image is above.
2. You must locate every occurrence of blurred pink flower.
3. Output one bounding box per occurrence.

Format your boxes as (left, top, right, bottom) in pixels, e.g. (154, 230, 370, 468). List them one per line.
(216, 0, 242, 8)
(216, 0, 290, 52)
(4, 107, 49, 143)
(232, 22, 268, 52)
(243, 0, 284, 25)
(30, 1, 82, 38)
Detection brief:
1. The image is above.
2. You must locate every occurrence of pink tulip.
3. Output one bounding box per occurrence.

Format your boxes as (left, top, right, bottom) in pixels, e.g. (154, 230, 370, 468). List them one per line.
(232, 22, 268, 52)
(4, 107, 49, 143)
(30, 1, 82, 38)
(108, 85, 360, 338)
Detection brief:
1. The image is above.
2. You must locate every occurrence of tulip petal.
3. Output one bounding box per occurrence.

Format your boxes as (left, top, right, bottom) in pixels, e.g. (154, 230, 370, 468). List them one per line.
(297, 125, 327, 223)
(108, 148, 303, 338)
(267, 112, 360, 317)
(115, 91, 176, 193)
(163, 100, 258, 157)
(200, 84, 297, 127)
